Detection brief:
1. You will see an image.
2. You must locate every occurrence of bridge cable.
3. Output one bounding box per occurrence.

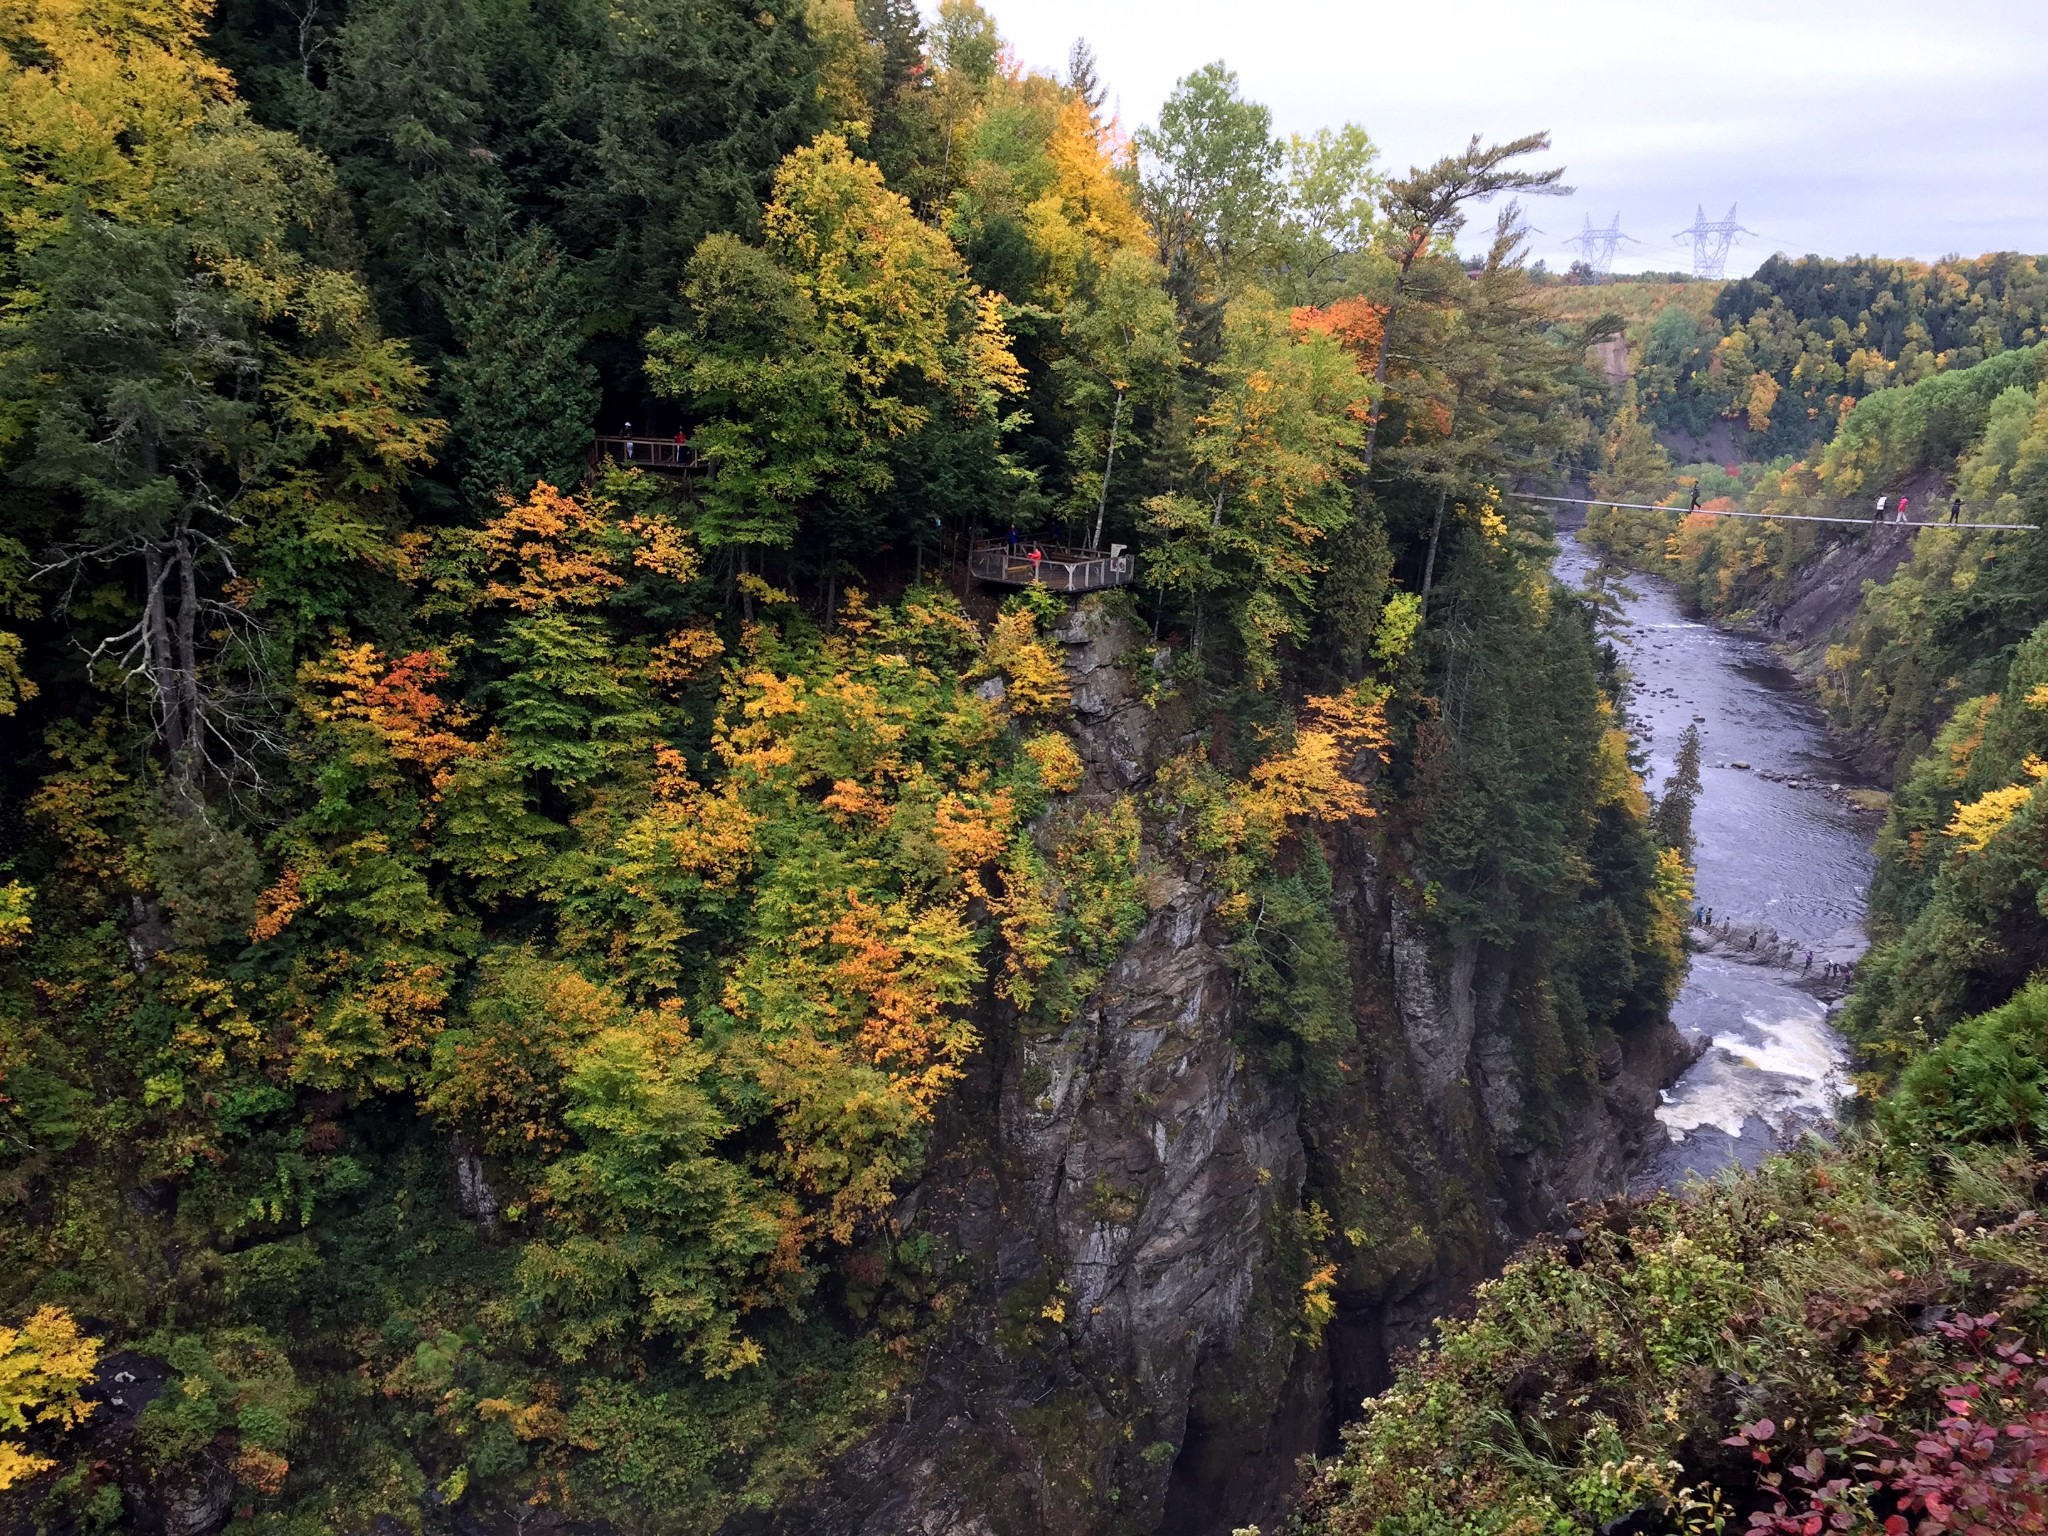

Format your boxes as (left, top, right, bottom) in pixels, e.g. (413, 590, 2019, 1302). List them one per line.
(1509, 492, 2038, 534)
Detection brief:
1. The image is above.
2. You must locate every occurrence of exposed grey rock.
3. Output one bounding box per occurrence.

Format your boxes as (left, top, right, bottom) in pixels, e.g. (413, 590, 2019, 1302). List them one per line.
(125, 893, 171, 976)
(1006, 867, 1302, 1487)
(453, 1134, 500, 1232)
(1051, 597, 1177, 791)
(1390, 904, 1477, 1100)
(153, 1455, 234, 1536)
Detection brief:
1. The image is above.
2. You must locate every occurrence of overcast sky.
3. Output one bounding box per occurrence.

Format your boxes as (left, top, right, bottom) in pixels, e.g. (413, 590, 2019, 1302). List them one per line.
(961, 0, 2048, 276)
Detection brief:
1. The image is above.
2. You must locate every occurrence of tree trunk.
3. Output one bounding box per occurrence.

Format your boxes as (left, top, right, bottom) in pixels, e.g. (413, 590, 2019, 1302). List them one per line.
(172, 530, 203, 778)
(1418, 398, 1462, 618)
(142, 542, 186, 763)
(1090, 388, 1125, 549)
(1420, 482, 1449, 618)
(1359, 259, 1413, 482)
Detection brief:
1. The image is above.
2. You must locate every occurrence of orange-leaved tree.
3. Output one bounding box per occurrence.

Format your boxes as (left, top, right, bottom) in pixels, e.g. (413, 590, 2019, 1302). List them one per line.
(256, 482, 1143, 1375)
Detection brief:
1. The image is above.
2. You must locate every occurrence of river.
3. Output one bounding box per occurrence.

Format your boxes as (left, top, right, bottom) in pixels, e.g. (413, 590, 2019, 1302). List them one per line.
(1553, 534, 1880, 1188)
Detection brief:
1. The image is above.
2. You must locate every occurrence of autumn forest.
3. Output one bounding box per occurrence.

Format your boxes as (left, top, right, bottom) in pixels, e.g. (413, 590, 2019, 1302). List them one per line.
(3, 0, 2047, 1533)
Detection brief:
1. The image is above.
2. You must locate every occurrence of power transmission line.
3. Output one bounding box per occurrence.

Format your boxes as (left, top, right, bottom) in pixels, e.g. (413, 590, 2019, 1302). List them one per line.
(1671, 203, 1757, 280)
(1562, 212, 1638, 275)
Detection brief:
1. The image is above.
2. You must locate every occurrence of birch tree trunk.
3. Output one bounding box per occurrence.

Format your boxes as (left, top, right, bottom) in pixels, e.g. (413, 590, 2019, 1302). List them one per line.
(1090, 388, 1125, 549)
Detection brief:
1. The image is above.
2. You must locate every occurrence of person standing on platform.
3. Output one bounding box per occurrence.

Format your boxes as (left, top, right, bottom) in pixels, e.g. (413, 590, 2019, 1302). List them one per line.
(623, 420, 634, 461)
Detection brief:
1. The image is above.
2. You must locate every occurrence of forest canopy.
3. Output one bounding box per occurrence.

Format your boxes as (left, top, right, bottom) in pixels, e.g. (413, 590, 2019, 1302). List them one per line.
(0, 0, 1736, 1528)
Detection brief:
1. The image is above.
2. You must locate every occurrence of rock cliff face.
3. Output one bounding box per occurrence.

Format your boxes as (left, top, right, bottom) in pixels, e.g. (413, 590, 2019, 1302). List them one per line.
(1743, 522, 1932, 783)
(751, 597, 1688, 1536)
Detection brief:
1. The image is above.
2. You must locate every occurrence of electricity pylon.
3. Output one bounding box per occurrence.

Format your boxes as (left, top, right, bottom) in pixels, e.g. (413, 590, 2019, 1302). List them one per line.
(1563, 212, 1638, 275)
(1672, 203, 1756, 280)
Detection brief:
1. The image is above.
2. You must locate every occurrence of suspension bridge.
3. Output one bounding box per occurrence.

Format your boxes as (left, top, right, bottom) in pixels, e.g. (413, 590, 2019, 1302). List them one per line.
(1514, 491, 2039, 533)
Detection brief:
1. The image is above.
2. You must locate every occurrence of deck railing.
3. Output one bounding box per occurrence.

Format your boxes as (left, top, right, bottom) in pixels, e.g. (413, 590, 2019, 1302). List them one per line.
(967, 539, 1133, 593)
(592, 436, 703, 472)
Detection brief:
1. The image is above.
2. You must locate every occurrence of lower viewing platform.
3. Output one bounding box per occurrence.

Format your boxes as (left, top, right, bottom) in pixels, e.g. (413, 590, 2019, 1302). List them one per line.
(968, 539, 1133, 593)
(591, 436, 702, 472)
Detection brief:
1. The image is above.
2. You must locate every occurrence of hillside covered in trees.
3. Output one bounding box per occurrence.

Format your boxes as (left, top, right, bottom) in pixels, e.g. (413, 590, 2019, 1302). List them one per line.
(0, 1, 1710, 1532)
(1338, 225, 2047, 1536)
(1568, 252, 2047, 460)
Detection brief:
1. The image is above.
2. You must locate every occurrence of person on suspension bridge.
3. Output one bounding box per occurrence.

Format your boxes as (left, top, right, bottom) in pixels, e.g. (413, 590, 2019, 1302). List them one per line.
(1689, 481, 1702, 512)
(1950, 495, 1964, 525)
(1896, 494, 1911, 523)
(1871, 494, 1887, 525)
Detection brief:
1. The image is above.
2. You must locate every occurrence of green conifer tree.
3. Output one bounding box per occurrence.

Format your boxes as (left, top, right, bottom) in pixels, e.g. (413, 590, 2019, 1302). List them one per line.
(1594, 380, 1674, 504)
(443, 228, 602, 506)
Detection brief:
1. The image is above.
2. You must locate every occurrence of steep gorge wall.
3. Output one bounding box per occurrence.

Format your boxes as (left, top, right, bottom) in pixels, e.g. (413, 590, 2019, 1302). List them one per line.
(755, 599, 1689, 1536)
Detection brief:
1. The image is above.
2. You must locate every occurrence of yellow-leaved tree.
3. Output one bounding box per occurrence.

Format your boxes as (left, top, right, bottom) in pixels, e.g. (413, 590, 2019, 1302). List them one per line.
(0, 1306, 99, 1490)
(0, 0, 228, 268)
(1145, 294, 1372, 688)
(648, 132, 1024, 583)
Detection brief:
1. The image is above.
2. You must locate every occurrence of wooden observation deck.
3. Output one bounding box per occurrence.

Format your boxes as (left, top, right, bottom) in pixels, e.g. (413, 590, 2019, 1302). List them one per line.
(591, 436, 703, 473)
(968, 538, 1133, 593)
